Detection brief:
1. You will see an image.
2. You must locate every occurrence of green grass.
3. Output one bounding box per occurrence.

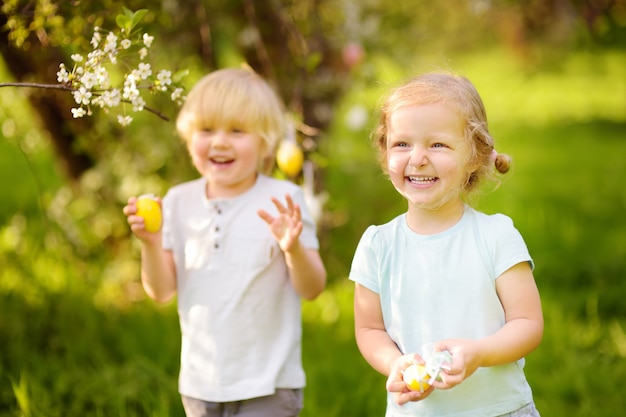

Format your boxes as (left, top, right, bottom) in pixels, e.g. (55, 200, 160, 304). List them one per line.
(1, 49, 626, 416)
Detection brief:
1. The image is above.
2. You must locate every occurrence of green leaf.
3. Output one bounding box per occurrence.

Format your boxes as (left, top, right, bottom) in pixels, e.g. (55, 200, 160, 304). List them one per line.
(116, 8, 149, 33)
(130, 9, 149, 32)
(172, 69, 189, 83)
(115, 14, 131, 32)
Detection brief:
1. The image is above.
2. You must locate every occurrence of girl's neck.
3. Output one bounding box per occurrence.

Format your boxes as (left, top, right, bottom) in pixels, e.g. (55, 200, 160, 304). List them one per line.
(405, 198, 465, 235)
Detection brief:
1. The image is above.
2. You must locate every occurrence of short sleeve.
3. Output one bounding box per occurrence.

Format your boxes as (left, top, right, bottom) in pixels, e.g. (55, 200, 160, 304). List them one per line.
(487, 214, 534, 278)
(348, 225, 382, 294)
(160, 189, 174, 251)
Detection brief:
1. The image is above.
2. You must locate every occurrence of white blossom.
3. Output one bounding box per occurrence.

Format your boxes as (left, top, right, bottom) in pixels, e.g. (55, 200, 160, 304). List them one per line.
(156, 70, 172, 90)
(171, 88, 184, 102)
(71, 107, 87, 118)
(86, 49, 103, 67)
(103, 89, 121, 107)
(57, 64, 69, 83)
(104, 31, 118, 53)
(137, 63, 152, 80)
(73, 87, 92, 105)
(132, 96, 146, 112)
(143, 33, 154, 48)
(90, 29, 101, 48)
(123, 77, 140, 100)
(80, 71, 99, 90)
(117, 115, 133, 126)
(93, 89, 121, 108)
(57, 21, 185, 126)
(95, 66, 110, 89)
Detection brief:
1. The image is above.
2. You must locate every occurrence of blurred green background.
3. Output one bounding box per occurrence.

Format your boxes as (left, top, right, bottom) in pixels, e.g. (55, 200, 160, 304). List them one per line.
(1, 1, 625, 416)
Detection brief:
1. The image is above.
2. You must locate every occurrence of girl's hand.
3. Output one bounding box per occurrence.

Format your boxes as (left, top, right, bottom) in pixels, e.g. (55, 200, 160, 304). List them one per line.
(430, 339, 480, 389)
(257, 194, 303, 252)
(386, 353, 434, 405)
(123, 196, 162, 245)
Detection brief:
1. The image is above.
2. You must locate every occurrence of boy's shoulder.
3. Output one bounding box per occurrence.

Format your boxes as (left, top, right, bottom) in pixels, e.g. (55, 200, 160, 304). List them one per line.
(256, 174, 300, 192)
(165, 177, 205, 199)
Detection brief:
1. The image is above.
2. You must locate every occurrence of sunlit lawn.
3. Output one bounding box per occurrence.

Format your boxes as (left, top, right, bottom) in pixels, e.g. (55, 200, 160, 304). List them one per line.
(1, 49, 625, 416)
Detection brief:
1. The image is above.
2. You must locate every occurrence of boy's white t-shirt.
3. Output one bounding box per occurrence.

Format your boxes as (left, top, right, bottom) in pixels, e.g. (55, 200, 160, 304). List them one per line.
(162, 174, 319, 402)
(349, 206, 536, 417)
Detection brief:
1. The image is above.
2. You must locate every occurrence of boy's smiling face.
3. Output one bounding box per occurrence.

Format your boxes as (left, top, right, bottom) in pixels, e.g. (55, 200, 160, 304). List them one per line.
(189, 126, 266, 199)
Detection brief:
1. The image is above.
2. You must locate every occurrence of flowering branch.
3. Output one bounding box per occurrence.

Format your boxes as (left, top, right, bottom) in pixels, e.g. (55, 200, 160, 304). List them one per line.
(0, 82, 172, 121)
(0, 7, 185, 126)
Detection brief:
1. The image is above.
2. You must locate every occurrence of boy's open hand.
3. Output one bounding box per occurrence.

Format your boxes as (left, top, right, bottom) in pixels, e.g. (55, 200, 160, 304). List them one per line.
(257, 194, 303, 252)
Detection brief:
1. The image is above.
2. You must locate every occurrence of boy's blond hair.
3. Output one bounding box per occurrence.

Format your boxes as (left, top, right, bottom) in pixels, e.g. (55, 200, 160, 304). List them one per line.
(176, 67, 286, 173)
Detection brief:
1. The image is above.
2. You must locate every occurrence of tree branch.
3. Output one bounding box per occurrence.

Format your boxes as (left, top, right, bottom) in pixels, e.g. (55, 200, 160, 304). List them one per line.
(0, 82, 171, 121)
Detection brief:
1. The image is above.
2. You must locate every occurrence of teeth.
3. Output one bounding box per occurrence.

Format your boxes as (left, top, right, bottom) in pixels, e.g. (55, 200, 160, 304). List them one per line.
(408, 176, 436, 183)
(211, 157, 232, 163)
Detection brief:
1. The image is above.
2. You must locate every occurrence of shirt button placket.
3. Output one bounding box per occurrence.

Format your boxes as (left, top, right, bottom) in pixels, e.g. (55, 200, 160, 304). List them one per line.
(213, 204, 221, 250)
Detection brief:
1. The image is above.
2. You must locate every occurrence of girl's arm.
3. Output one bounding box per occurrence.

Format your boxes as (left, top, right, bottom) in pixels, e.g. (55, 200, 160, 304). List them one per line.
(258, 194, 326, 300)
(354, 283, 401, 375)
(434, 261, 543, 387)
(354, 283, 434, 404)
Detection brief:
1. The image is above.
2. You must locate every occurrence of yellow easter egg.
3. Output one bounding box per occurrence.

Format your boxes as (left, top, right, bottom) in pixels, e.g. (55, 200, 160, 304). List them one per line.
(276, 140, 304, 177)
(136, 194, 162, 233)
(403, 364, 431, 392)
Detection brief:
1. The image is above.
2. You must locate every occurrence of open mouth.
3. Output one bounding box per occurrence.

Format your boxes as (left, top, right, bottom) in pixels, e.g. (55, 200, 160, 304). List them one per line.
(407, 176, 438, 185)
(210, 157, 234, 165)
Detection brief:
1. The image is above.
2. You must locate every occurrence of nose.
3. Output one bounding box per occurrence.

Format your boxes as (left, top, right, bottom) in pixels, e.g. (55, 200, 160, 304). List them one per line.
(409, 147, 428, 167)
(211, 130, 229, 148)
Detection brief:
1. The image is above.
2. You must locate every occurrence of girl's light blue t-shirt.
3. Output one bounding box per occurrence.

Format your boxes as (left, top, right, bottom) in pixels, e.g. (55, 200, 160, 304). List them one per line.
(349, 206, 536, 417)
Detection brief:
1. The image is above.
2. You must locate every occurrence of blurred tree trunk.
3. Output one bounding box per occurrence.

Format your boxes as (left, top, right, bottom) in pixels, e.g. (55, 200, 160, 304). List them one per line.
(0, 13, 95, 182)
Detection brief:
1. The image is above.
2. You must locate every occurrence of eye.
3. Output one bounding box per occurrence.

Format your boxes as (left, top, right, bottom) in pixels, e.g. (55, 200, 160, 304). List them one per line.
(432, 142, 447, 149)
(389, 140, 409, 148)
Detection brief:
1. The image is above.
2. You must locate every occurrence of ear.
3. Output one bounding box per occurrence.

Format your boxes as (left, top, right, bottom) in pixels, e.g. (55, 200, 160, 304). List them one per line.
(258, 141, 276, 175)
(260, 154, 275, 175)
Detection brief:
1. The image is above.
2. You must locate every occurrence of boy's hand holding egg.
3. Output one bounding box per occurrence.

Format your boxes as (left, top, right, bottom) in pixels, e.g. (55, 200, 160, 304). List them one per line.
(136, 194, 162, 233)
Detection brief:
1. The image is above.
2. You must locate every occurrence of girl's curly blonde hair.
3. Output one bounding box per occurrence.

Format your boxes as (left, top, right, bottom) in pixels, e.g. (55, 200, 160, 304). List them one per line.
(373, 72, 511, 193)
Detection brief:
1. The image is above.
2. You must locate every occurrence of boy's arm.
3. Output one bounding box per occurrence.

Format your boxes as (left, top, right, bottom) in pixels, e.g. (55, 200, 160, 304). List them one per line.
(124, 196, 177, 303)
(257, 194, 326, 300)
(140, 243, 177, 303)
(283, 243, 326, 300)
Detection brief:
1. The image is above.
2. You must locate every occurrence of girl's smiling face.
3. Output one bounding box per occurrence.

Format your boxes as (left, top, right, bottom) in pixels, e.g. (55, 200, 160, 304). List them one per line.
(189, 126, 266, 198)
(386, 101, 472, 212)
